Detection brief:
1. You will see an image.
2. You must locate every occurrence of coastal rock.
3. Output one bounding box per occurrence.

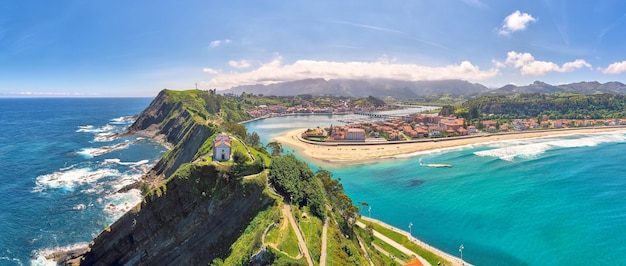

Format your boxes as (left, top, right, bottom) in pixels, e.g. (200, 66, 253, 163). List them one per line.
(75, 165, 273, 265)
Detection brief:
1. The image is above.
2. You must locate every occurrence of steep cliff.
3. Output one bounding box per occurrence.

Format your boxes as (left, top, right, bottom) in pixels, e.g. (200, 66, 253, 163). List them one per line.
(53, 89, 275, 265)
(78, 164, 274, 265)
(128, 90, 219, 179)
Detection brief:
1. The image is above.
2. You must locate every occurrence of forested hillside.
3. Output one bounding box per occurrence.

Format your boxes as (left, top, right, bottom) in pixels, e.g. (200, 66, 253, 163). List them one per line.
(461, 93, 626, 120)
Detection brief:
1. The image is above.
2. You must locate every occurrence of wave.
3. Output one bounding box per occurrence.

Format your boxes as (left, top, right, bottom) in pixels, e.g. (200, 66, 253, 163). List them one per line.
(110, 116, 135, 125)
(474, 132, 626, 161)
(33, 168, 120, 192)
(102, 159, 149, 167)
(30, 242, 89, 266)
(94, 132, 117, 142)
(77, 141, 132, 158)
(76, 124, 115, 133)
(104, 189, 142, 222)
(0, 256, 23, 266)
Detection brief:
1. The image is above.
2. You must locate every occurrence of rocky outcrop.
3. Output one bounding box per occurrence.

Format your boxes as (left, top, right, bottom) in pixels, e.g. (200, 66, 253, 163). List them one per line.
(57, 90, 273, 265)
(128, 89, 217, 179)
(79, 164, 273, 265)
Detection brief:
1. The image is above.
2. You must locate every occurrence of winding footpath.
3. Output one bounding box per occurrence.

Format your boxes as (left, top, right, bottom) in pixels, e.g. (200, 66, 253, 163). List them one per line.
(319, 219, 328, 266)
(284, 203, 314, 266)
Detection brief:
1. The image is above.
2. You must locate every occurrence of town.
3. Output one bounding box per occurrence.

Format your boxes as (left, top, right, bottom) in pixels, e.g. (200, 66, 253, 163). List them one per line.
(246, 97, 400, 118)
(301, 113, 626, 142)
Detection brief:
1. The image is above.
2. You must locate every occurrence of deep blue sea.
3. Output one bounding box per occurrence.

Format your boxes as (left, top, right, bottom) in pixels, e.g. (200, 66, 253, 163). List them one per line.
(245, 114, 626, 265)
(4, 100, 626, 265)
(0, 98, 165, 265)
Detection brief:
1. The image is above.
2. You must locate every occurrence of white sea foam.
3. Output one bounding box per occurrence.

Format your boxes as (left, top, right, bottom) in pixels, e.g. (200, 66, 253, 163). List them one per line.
(104, 189, 142, 222)
(78, 141, 131, 158)
(0, 256, 23, 266)
(76, 124, 115, 133)
(111, 173, 144, 191)
(475, 132, 626, 161)
(110, 116, 135, 125)
(30, 242, 89, 266)
(102, 159, 149, 166)
(33, 168, 120, 192)
(94, 132, 117, 142)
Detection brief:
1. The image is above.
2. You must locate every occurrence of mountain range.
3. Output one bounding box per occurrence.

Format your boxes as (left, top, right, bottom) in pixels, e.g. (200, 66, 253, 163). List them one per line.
(222, 79, 626, 98)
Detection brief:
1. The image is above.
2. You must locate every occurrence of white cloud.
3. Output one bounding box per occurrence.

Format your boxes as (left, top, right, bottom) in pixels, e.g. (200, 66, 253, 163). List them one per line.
(228, 60, 251, 69)
(601, 61, 626, 74)
(209, 39, 231, 48)
(502, 51, 591, 75)
(499, 11, 537, 36)
(202, 68, 219, 74)
(202, 55, 499, 89)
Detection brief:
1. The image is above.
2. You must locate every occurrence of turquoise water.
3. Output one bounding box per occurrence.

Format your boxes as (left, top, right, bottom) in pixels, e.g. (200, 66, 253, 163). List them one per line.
(245, 115, 626, 265)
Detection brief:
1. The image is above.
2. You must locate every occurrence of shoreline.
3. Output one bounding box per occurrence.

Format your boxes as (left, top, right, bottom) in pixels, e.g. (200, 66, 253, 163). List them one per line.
(274, 126, 626, 166)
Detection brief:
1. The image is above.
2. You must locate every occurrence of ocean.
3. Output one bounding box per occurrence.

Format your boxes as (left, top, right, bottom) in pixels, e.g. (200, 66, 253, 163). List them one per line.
(4, 100, 626, 265)
(0, 98, 166, 265)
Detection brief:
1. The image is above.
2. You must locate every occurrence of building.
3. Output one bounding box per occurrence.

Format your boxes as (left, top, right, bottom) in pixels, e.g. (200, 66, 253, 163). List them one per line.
(213, 134, 231, 161)
(345, 128, 366, 141)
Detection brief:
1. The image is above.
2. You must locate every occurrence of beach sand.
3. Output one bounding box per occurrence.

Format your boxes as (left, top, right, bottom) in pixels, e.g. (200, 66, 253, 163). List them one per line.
(275, 127, 626, 166)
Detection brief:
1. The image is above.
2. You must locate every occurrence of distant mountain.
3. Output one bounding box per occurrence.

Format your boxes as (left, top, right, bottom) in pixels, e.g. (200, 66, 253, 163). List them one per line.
(490, 81, 626, 94)
(223, 78, 489, 98)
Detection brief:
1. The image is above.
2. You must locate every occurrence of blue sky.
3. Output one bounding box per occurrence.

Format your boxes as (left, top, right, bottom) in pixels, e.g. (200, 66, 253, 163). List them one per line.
(2, 0, 626, 96)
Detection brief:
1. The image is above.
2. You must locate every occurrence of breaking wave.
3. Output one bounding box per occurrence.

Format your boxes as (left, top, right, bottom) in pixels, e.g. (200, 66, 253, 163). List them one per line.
(30, 242, 89, 266)
(109, 116, 135, 125)
(77, 141, 132, 158)
(474, 132, 626, 161)
(33, 168, 120, 192)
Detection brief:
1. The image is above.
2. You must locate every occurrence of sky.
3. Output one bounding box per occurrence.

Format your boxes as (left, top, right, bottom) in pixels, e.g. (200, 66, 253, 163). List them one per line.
(2, 0, 626, 96)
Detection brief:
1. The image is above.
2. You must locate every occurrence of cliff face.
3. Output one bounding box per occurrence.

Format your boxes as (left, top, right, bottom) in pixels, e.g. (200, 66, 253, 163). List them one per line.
(128, 89, 217, 178)
(57, 90, 274, 265)
(80, 164, 273, 265)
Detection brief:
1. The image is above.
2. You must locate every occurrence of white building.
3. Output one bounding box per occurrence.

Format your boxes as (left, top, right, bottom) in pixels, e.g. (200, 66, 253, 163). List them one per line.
(213, 134, 231, 161)
(345, 128, 366, 141)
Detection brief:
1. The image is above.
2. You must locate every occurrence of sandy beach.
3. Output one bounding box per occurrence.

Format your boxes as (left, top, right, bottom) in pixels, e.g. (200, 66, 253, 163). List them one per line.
(275, 126, 626, 165)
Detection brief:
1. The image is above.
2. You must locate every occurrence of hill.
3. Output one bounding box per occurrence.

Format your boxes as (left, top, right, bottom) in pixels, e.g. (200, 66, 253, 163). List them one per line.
(489, 81, 626, 95)
(224, 78, 489, 98)
(55, 89, 453, 265)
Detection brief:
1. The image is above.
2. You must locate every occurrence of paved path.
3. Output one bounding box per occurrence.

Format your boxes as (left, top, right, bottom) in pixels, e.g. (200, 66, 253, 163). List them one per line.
(284, 203, 314, 266)
(319, 219, 328, 266)
(371, 243, 407, 265)
(356, 221, 431, 266)
(356, 235, 376, 266)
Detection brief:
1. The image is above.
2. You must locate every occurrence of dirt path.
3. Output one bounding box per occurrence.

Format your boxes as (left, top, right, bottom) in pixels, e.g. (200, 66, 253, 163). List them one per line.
(319, 219, 328, 266)
(284, 203, 314, 266)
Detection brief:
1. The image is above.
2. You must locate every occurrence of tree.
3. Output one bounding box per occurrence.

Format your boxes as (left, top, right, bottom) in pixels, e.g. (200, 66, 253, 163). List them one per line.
(358, 201, 369, 213)
(245, 132, 261, 147)
(222, 121, 247, 139)
(266, 141, 283, 156)
(232, 150, 249, 165)
(230, 150, 250, 177)
(269, 155, 309, 203)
